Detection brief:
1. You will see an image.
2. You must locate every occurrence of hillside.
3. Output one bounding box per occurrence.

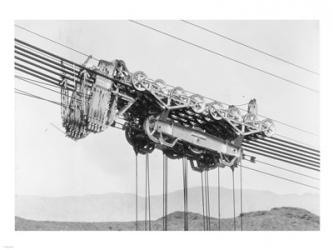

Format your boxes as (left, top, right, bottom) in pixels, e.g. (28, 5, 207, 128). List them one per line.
(16, 207, 319, 231)
(16, 187, 319, 222)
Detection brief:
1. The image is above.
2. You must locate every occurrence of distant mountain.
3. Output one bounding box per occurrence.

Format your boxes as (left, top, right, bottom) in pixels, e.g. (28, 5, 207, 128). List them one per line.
(15, 207, 319, 231)
(16, 187, 319, 222)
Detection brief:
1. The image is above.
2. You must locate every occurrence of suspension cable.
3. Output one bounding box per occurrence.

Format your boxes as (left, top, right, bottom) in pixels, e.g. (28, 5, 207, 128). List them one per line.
(243, 148, 320, 172)
(244, 158, 320, 181)
(239, 164, 243, 231)
(204, 171, 208, 230)
(129, 20, 318, 94)
(243, 139, 320, 161)
(15, 88, 63, 106)
(200, 171, 206, 231)
(162, 154, 165, 230)
(243, 144, 319, 168)
(145, 155, 148, 231)
(242, 165, 319, 190)
(182, 158, 189, 231)
(205, 170, 211, 230)
(15, 24, 99, 61)
(217, 166, 221, 231)
(274, 133, 319, 150)
(146, 154, 151, 231)
(181, 20, 319, 75)
(148, 155, 151, 231)
(232, 168, 236, 231)
(162, 153, 168, 231)
(135, 153, 138, 231)
(268, 136, 320, 154)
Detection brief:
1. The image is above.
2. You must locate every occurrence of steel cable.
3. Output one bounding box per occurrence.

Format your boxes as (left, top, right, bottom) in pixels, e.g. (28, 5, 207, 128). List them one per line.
(181, 20, 319, 75)
(129, 20, 318, 94)
(182, 158, 189, 231)
(242, 165, 319, 190)
(200, 171, 206, 231)
(135, 153, 138, 231)
(217, 166, 221, 231)
(239, 164, 243, 231)
(147, 154, 151, 231)
(232, 168, 236, 231)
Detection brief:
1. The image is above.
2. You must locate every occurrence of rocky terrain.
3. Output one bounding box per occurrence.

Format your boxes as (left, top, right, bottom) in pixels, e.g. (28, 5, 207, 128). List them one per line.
(16, 207, 319, 231)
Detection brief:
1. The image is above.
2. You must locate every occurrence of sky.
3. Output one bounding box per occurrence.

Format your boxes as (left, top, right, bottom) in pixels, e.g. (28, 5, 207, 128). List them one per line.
(15, 20, 320, 197)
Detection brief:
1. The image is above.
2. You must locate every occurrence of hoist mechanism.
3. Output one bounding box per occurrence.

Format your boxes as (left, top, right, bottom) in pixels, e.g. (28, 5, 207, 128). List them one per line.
(60, 56, 275, 171)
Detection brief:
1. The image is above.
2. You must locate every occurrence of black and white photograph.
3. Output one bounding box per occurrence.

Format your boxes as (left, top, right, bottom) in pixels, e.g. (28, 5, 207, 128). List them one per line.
(2, 1, 333, 249)
(14, 20, 320, 231)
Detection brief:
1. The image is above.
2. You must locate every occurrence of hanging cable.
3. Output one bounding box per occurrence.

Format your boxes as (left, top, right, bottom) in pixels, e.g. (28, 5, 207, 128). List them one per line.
(182, 158, 189, 231)
(147, 154, 151, 231)
(239, 164, 243, 231)
(145, 155, 148, 231)
(145, 154, 151, 231)
(200, 171, 206, 231)
(162, 155, 165, 230)
(205, 170, 211, 230)
(206, 170, 210, 231)
(232, 168, 236, 231)
(165, 155, 168, 231)
(135, 153, 139, 231)
(204, 170, 208, 230)
(162, 153, 168, 231)
(217, 166, 221, 231)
